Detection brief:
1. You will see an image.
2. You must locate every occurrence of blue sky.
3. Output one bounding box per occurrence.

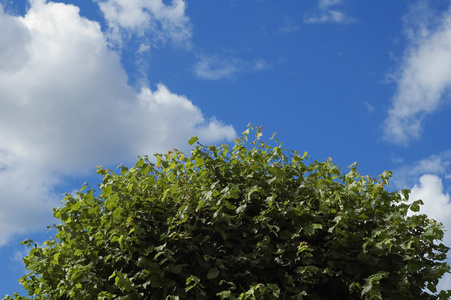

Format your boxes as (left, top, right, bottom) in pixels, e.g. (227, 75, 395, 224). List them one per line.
(1, 0, 451, 295)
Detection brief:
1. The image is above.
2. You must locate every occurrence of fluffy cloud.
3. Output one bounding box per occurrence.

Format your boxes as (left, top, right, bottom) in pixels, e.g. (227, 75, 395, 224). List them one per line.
(393, 152, 451, 234)
(304, 0, 356, 25)
(0, 1, 235, 246)
(410, 175, 451, 244)
(409, 175, 451, 291)
(383, 4, 451, 144)
(95, 0, 192, 47)
(393, 152, 451, 291)
(0, 6, 30, 71)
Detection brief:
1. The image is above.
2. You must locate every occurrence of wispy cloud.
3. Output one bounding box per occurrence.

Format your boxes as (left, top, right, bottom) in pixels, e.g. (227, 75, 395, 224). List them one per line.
(363, 101, 374, 113)
(194, 55, 242, 80)
(383, 3, 451, 144)
(194, 54, 271, 80)
(392, 151, 451, 189)
(318, 0, 343, 10)
(252, 59, 272, 71)
(304, 0, 356, 25)
(304, 10, 356, 25)
(278, 17, 300, 33)
(95, 0, 270, 82)
(94, 0, 192, 47)
(0, 1, 235, 246)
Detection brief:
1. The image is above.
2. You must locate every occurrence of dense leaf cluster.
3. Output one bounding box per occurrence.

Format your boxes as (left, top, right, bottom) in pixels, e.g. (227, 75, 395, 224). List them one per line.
(4, 126, 451, 299)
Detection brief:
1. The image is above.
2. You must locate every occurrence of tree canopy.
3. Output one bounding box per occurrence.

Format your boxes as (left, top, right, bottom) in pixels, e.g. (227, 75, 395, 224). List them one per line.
(4, 126, 451, 299)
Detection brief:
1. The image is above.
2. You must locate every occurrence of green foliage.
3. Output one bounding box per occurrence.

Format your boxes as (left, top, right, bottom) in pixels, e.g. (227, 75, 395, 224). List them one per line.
(4, 126, 451, 299)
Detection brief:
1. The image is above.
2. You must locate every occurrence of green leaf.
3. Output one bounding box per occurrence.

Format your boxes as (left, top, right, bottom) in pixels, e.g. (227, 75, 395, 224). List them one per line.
(410, 199, 424, 212)
(217, 290, 234, 299)
(207, 268, 220, 279)
(236, 204, 246, 214)
(188, 136, 198, 145)
(279, 230, 291, 240)
(150, 275, 163, 288)
(70, 202, 81, 211)
(186, 275, 202, 292)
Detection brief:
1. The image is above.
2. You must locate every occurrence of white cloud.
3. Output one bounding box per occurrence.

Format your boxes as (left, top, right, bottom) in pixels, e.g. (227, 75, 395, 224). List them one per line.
(0, 1, 235, 246)
(392, 151, 451, 189)
(278, 17, 300, 34)
(0, 6, 30, 72)
(409, 174, 451, 291)
(194, 55, 242, 80)
(137, 42, 150, 54)
(95, 0, 192, 47)
(304, 10, 356, 25)
(318, 0, 342, 10)
(96, 0, 269, 82)
(304, 0, 356, 25)
(194, 55, 271, 80)
(383, 4, 451, 144)
(252, 59, 272, 71)
(137, 84, 235, 149)
(363, 101, 374, 113)
(410, 175, 451, 242)
(393, 151, 451, 291)
(439, 272, 451, 294)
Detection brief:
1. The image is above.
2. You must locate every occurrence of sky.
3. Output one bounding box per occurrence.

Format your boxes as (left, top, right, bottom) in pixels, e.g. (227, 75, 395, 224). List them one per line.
(1, 0, 451, 295)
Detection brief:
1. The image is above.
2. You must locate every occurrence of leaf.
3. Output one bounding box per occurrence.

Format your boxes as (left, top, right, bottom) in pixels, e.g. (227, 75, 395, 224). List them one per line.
(410, 199, 424, 212)
(279, 230, 291, 240)
(246, 187, 260, 200)
(112, 207, 123, 219)
(224, 200, 236, 210)
(70, 202, 81, 211)
(150, 275, 163, 288)
(80, 182, 88, 191)
(186, 275, 202, 292)
(207, 268, 220, 280)
(188, 136, 199, 145)
(217, 290, 233, 299)
(236, 204, 246, 214)
(186, 275, 200, 286)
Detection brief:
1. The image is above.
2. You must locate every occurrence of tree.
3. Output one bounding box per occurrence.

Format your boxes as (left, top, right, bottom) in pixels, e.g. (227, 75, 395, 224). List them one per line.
(3, 126, 451, 299)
